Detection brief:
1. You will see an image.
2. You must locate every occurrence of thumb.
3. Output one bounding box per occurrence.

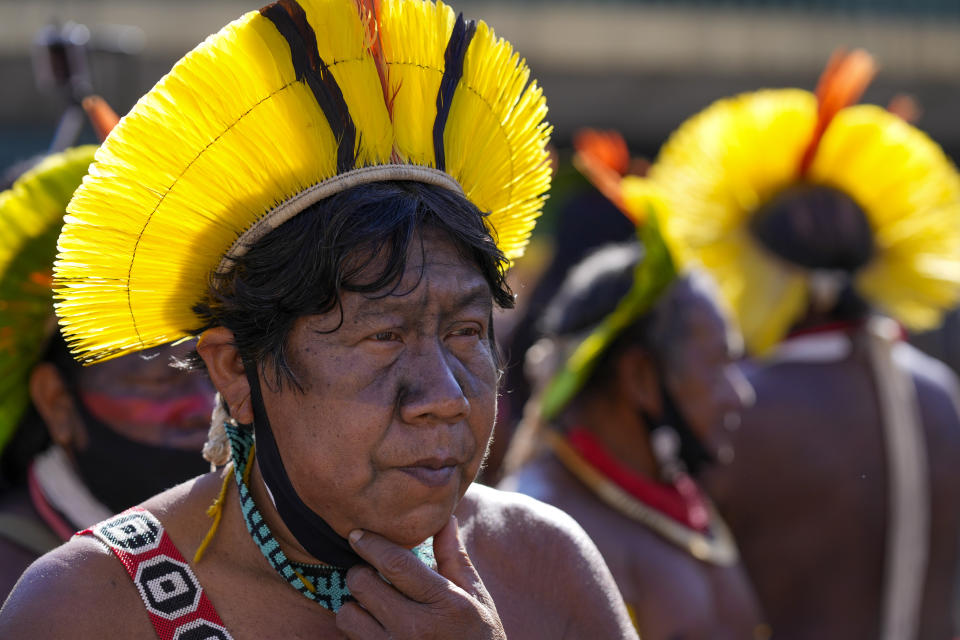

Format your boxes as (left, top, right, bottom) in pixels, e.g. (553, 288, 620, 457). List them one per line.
(433, 515, 486, 600)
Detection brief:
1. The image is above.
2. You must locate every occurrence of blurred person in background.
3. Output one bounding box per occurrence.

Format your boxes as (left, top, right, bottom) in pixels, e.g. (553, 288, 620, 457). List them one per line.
(500, 141, 764, 639)
(0, 138, 214, 600)
(649, 50, 960, 639)
(485, 133, 637, 483)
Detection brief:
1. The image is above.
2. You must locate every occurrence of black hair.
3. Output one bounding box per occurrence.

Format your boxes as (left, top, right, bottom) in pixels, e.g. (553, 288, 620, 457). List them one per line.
(750, 183, 873, 321)
(500, 188, 635, 436)
(186, 180, 514, 390)
(539, 242, 692, 395)
(525, 242, 720, 476)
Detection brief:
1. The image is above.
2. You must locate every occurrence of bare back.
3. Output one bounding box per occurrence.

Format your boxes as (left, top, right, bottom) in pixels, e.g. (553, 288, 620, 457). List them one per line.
(706, 335, 960, 639)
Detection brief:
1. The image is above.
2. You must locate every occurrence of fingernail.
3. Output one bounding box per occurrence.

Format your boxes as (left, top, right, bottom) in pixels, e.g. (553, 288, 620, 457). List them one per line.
(349, 529, 364, 545)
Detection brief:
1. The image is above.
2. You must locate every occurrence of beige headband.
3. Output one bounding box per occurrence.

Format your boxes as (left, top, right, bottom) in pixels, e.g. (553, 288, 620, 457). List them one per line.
(216, 164, 464, 275)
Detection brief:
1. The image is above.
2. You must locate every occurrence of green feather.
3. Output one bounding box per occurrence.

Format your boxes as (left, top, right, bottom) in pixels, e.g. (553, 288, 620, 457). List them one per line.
(540, 206, 677, 421)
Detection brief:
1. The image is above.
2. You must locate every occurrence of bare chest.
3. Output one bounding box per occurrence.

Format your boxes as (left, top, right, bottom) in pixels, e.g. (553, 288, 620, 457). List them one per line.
(190, 557, 345, 640)
(617, 532, 760, 639)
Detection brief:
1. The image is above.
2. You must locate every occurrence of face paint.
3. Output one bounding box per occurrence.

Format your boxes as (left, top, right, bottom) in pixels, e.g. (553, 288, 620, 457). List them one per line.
(71, 391, 211, 513)
(79, 392, 213, 448)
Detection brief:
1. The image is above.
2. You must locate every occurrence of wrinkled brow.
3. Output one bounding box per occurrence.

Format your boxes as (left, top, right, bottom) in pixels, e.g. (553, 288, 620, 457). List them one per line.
(351, 282, 493, 321)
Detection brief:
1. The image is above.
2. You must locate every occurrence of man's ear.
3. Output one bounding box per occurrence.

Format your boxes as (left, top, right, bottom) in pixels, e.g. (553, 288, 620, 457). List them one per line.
(197, 327, 253, 424)
(29, 362, 86, 450)
(615, 345, 662, 418)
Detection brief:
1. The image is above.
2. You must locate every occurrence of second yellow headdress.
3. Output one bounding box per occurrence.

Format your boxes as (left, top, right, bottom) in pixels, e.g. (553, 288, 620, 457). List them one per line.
(648, 51, 960, 354)
(54, 0, 552, 364)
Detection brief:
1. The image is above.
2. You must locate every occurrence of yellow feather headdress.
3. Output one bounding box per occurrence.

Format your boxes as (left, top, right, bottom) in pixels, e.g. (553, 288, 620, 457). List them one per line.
(0, 146, 97, 450)
(54, 0, 552, 364)
(648, 51, 960, 354)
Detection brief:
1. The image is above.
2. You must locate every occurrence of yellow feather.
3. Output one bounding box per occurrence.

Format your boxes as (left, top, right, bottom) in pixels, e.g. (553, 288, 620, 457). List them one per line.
(302, 0, 393, 165)
(58, 11, 345, 362)
(55, 0, 551, 364)
(650, 88, 960, 354)
(650, 89, 815, 353)
(810, 105, 960, 330)
(445, 18, 552, 261)
(379, 0, 454, 166)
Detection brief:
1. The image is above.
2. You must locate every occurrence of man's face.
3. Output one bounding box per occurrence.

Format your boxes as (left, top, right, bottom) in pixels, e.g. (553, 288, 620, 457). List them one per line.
(260, 228, 499, 547)
(75, 342, 214, 451)
(662, 283, 753, 443)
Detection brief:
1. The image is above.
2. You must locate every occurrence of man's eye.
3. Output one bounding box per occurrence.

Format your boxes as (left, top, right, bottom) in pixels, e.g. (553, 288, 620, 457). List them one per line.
(372, 331, 401, 342)
(450, 326, 482, 339)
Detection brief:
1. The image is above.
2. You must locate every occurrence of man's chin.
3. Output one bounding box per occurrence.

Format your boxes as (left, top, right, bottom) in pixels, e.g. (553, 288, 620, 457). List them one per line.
(368, 503, 458, 549)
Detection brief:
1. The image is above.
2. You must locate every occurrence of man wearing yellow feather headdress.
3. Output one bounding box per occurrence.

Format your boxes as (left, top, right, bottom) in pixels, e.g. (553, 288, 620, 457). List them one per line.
(0, 1, 637, 638)
(649, 51, 960, 639)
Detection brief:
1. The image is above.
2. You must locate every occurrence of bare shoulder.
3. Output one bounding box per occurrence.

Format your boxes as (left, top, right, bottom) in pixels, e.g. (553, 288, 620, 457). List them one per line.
(458, 482, 592, 559)
(140, 469, 222, 534)
(457, 484, 637, 639)
(895, 342, 960, 466)
(0, 534, 154, 638)
(0, 474, 216, 639)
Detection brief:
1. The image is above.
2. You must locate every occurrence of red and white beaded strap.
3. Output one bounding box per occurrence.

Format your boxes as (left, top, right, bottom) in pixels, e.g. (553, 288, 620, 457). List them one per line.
(78, 507, 233, 640)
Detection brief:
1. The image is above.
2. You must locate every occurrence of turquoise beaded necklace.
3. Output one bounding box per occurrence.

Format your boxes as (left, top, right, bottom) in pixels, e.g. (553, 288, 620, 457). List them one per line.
(224, 422, 435, 612)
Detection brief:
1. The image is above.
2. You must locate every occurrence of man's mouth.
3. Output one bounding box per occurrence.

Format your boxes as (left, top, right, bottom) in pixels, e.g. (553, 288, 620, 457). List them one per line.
(398, 457, 460, 488)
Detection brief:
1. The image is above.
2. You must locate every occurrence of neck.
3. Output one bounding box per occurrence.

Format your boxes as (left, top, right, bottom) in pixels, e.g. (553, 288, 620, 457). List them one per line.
(246, 456, 327, 565)
(198, 466, 341, 618)
(563, 394, 659, 479)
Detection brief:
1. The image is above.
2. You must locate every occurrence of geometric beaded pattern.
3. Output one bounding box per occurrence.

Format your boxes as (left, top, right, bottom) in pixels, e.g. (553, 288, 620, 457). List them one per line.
(79, 508, 234, 640)
(224, 423, 436, 613)
(225, 423, 351, 611)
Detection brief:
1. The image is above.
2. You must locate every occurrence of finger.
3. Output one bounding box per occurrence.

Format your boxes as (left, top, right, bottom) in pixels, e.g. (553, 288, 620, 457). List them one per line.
(335, 600, 390, 640)
(348, 528, 451, 603)
(433, 516, 481, 594)
(345, 564, 418, 624)
(433, 516, 495, 609)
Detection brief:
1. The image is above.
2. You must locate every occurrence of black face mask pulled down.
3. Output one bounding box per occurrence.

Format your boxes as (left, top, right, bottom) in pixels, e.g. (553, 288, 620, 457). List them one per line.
(71, 395, 211, 514)
(642, 380, 715, 478)
(244, 361, 363, 568)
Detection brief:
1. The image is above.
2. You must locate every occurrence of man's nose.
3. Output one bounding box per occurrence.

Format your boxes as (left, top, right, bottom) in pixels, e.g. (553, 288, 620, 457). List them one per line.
(399, 342, 470, 425)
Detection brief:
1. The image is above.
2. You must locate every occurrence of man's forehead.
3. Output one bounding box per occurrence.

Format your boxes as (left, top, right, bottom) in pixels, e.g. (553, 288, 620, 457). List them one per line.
(364, 230, 489, 294)
(348, 226, 479, 278)
(350, 277, 493, 318)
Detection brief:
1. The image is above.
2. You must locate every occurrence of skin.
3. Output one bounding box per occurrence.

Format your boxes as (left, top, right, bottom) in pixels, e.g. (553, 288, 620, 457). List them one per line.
(0, 229, 636, 639)
(502, 281, 764, 639)
(0, 342, 212, 600)
(258, 244, 498, 548)
(704, 329, 960, 639)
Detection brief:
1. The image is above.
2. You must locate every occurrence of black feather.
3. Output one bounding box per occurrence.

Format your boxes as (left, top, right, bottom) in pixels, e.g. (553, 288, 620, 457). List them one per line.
(261, 0, 357, 174)
(433, 13, 477, 172)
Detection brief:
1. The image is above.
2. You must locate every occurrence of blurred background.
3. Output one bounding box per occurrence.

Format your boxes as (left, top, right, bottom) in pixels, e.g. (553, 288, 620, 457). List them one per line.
(4, 0, 960, 464)
(2, 0, 960, 165)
